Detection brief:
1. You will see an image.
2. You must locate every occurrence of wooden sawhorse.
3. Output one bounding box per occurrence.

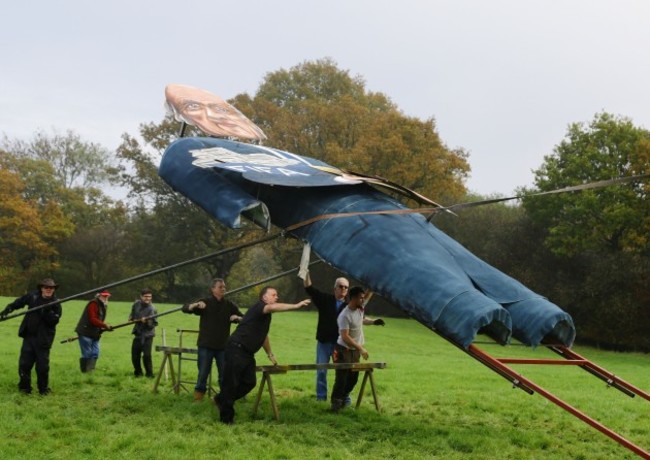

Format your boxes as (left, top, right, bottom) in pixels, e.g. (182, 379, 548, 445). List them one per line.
(252, 362, 387, 420)
(152, 345, 199, 394)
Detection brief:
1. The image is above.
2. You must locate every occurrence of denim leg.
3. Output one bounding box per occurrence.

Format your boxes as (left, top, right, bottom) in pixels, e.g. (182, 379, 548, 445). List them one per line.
(214, 349, 225, 389)
(196, 347, 215, 393)
(316, 341, 335, 400)
(91, 339, 100, 359)
(78, 336, 95, 359)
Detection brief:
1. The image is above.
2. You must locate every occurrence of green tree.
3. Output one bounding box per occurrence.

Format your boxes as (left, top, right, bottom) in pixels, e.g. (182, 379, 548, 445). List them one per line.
(2, 129, 117, 189)
(523, 112, 650, 256)
(522, 112, 650, 350)
(226, 245, 291, 308)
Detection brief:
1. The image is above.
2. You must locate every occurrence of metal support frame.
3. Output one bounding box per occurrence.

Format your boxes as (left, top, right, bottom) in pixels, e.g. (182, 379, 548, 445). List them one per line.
(463, 342, 649, 459)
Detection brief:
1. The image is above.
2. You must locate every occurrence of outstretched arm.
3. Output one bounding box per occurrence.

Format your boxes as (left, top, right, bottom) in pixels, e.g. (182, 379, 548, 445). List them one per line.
(263, 299, 311, 314)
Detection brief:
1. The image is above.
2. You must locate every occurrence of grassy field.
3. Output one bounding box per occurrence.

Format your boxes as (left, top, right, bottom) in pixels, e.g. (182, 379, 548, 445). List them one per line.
(0, 296, 648, 459)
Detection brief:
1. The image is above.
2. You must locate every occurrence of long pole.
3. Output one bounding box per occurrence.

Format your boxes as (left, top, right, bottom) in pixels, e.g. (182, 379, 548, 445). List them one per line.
(58, 259, 322, 344)
(1, 233, 282, 322)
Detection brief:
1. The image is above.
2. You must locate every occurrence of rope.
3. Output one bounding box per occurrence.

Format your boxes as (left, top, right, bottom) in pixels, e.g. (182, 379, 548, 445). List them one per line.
(284, 173, 650, 232)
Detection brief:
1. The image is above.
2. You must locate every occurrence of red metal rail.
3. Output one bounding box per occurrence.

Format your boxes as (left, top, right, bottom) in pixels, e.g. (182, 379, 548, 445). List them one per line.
(547, 345, 650, 402)
(466, 344, 650, 459)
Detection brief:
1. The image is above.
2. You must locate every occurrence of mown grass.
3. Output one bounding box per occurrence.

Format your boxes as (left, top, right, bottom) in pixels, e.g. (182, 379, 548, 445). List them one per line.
(0, 296, 648, 459)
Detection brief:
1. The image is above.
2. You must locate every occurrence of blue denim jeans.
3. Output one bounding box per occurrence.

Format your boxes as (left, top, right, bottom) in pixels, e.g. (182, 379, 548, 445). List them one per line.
(316, 341, 336, 400)
(78, 336, 100, 359)
(196, 347, 224, 392)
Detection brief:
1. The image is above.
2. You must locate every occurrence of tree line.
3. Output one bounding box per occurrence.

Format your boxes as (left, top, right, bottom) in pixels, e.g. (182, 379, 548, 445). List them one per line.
(1, 59, 648, 351)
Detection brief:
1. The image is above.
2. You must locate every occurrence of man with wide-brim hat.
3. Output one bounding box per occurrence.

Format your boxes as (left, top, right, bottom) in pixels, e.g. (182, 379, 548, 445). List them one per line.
(1, 278, 62, 395)
(37, 278, 59, 289)
(74, 290, 113, 372)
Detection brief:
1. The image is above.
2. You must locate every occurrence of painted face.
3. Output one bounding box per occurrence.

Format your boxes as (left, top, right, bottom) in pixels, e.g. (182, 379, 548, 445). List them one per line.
(165, 84, 266, 141)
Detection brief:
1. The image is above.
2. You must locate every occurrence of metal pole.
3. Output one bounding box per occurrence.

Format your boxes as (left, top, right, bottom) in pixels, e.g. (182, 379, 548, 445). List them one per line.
(58, 259, 323, 344)
(1, 232, 283, 322)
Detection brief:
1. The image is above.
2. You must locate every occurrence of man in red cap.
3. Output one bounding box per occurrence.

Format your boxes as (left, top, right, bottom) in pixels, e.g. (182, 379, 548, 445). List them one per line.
(1, 278, 62, 395)
(75, 290, 113, 372)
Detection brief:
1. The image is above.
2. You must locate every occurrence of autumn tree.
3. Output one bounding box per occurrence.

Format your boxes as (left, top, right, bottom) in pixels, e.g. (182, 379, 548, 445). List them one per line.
(0, 151, 74, 293)
(1, 130, 130, 294)
(232, 58, 470, 205)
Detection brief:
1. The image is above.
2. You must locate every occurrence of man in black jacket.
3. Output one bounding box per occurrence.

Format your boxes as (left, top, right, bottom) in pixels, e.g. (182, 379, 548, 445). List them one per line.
(303, 271, 349, 401)
(1, 278, 62, 395)
(182, 278, 243, 401)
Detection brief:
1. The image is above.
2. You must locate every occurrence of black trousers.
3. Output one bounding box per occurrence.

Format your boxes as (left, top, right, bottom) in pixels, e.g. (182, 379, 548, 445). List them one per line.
(330, 345, 360, 404)
(18, 336, 51, 394)
(217, 343, 257, 423)
(131, 336, 154, 376)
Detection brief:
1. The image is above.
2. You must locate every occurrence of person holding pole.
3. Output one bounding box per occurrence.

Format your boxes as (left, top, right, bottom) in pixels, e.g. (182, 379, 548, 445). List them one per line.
(75, 290, 113, 373)
(129, 288, 158, 378)
(0, 278, 62, 395)
(182, 278, 243, 401)
(214, 286, 311, 424)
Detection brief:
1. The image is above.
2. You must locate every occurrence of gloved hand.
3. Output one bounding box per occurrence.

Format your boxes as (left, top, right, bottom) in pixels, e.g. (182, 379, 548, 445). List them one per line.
(0, 307, 11, 319)
(373, 319, 385, 326)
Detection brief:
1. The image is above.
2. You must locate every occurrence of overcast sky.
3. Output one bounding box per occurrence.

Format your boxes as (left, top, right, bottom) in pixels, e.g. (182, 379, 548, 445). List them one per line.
(2, 0, 649, 197)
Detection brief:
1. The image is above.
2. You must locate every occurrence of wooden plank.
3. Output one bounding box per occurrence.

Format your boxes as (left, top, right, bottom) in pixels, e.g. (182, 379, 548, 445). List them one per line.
(256, 362, 386, 372)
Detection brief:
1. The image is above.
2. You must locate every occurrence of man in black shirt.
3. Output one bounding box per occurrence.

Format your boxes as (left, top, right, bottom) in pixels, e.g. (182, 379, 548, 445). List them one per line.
(183, 278, 243, 401)
(214, 286, 310, 424)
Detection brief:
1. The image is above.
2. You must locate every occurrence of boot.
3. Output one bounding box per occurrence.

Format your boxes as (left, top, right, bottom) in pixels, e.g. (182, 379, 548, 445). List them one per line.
(80, 358, 87, 373)
(85, 358, 97, 372)
(330, 398, 344, 413)
(18, 371, 32, 394)
(193, 390, 205, 402)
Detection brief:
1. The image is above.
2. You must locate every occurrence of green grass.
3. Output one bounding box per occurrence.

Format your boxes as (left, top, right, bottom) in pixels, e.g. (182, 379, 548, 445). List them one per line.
(0, 297, 648, 459)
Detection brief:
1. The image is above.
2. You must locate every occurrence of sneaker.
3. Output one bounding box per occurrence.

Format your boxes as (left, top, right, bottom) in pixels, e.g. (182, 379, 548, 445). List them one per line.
(39, 388, 52, 396)
(193, 390, 205, 402)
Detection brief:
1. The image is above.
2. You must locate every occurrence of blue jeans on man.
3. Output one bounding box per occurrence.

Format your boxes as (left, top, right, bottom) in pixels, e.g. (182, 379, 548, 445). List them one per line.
(316, 341, 335, 400)
(316, 341, 351, 405)
(196, 347, 225, 392)
(78, 335, 100, 359)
